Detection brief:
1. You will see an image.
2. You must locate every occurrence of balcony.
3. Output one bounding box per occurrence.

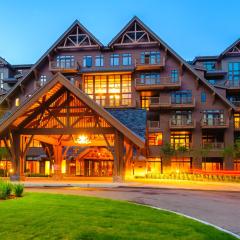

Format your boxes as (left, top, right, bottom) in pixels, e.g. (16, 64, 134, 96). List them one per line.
(169, 119, 196, 129)
(205, 69, 227, 78)
(149, 96, 195, 109)
(226, 80, 240, 91)
(135, 57, 165, 71)
(49, 61, 79, 73)
(135, 76, 181, 90)
(202, 142, 224, 149)
(147, 121, 161, 132)
(201, 118, 229, 129)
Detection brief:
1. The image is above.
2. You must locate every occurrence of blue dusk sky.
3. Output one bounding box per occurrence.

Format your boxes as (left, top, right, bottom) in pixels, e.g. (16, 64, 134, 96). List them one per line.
(0, 0, 239, 64)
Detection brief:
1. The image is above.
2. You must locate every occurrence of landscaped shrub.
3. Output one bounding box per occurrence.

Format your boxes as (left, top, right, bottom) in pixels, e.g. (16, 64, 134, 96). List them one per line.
(13, 184, 24, 197)
(144, 172, 240, 183)
(0, 181, 13, 199)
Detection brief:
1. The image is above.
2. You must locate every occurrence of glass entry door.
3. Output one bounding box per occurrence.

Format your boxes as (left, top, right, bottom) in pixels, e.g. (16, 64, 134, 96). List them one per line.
(84, 159, 113, 177)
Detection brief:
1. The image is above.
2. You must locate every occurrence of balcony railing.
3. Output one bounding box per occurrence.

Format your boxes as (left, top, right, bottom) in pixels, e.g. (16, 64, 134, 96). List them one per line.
(226, 80, 240, 88)
(135, 57, 165, 70)
(149, 96, 195, 109)
(49, 61, 79, 72)
(201, 118, 228, 128)
(147, 121, 160, 131)
(202, 142, 224, 149)
(135, 76, 181, 90)
(169, 118, 196, 129)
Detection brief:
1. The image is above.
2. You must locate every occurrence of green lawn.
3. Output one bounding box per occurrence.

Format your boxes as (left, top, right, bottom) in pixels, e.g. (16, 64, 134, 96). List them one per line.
(0, 193, 237, 240)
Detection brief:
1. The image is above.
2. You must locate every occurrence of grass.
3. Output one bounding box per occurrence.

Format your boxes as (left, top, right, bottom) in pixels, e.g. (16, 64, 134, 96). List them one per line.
(0, 193, 237, 240)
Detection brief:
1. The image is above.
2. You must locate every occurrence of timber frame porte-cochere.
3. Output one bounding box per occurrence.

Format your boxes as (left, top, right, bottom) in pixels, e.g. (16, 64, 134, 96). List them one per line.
(0, 16, 240, 181)
(0, 74, 144, 181)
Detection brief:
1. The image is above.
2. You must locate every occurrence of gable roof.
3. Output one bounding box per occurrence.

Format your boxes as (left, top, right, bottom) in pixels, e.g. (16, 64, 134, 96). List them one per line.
(219, 38, 240, 59)
(0, 20, 103, 105)
(0, 57, 11, 67)
(108, 16, 158, 47)
(107, 109, 146, 140)
(0, 73, 145, 148)
(109, 17, 234, 110)
(0, 17, 235, 110)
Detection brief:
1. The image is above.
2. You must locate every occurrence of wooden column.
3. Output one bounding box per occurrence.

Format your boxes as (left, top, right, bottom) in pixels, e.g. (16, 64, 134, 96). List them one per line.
(53, 145, 63, 179)
(11, 133, 25, 181)
(113, 130, 124, 182)
(224, 117, 234, 170)
(124, 140, 133, 179)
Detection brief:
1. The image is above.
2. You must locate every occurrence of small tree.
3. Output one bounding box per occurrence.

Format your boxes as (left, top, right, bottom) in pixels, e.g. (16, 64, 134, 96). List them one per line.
(176, 146, 188, 157)
(160, 143, 175, 173)
(191, 144, 212, 170)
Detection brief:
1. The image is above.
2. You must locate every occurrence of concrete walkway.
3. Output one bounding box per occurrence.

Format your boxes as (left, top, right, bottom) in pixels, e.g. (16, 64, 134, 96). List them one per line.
(26, 185, 240, 236)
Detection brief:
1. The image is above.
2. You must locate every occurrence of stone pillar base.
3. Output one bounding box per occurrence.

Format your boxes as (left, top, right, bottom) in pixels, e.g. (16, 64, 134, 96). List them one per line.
(52, 174, 63, 181)
(10, 174, 25, 182)
(112, 176, 124, 183)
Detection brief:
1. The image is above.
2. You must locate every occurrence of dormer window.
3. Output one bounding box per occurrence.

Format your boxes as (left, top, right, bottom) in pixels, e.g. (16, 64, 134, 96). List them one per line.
(203, 62, 216, 71)
(40, 75, 47, 86)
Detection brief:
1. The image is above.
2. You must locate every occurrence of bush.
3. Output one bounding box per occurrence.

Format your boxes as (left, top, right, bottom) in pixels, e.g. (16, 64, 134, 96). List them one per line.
(0, 181, 13, 199)
(13, 184, 24, 197)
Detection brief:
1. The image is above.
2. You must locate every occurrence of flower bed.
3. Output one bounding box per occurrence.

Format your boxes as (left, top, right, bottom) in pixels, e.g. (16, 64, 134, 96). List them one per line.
(145, 172, 240, 183)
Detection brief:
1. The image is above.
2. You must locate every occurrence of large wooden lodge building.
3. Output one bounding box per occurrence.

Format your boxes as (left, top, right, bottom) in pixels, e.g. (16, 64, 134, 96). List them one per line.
(0, 17, 240, 181)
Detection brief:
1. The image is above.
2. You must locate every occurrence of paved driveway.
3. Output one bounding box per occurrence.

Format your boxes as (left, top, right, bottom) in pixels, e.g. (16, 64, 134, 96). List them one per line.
(27, 187, 240, 236)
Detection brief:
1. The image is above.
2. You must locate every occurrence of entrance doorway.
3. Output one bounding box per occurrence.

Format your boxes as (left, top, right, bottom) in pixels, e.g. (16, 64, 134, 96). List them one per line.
(84, 159, 113, 177)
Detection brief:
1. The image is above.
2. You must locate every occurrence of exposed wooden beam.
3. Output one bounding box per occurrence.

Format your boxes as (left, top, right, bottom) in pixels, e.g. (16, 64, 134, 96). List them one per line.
(16, 127, 114, 135)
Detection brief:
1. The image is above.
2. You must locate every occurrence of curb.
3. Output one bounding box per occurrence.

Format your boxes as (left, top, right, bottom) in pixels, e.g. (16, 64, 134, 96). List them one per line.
(134, 203, 240, 239)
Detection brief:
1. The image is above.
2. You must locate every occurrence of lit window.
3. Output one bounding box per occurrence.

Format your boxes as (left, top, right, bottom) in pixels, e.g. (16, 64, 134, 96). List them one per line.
(110, 54, 119, 66)
(148, 132, 163, 146)
(95, 55, 104, 67)
(83, 56, 92, 67)
(84, 75, 93, 99)
(171, 157, 192, 172)
(15, 98, 20, 107)
(40, 75, 47, 86)
(96, 95, 106, 106)
(201, 91, 206, 103)
(122, 53, 132, 66)
(170, 131, 191, 149)
(141, 97, 150, 110)
(234, 113, 240, 128)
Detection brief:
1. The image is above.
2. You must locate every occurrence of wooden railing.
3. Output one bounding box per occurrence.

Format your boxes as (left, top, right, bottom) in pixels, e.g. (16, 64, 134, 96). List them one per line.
(227, 80, 240, 88)
(147, 121, 160, 129)
(201, 118, 228, 128)
(135, 57, 165, 68)
(135, 76, 180, 87)
(49, 61, 79, 72)
(202, 142, 224, 149)
(169, 119, 196, 128)
(149, 96, 195, 108)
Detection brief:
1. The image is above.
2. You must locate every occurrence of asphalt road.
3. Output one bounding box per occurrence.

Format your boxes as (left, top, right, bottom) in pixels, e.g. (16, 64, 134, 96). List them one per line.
(27, 186, 240, 236)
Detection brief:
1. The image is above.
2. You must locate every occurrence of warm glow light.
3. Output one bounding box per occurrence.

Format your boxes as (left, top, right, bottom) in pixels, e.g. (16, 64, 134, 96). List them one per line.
(9, 168, 13, 173)
(176, 169, 180, 174)
(75, 135, 91, 144)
